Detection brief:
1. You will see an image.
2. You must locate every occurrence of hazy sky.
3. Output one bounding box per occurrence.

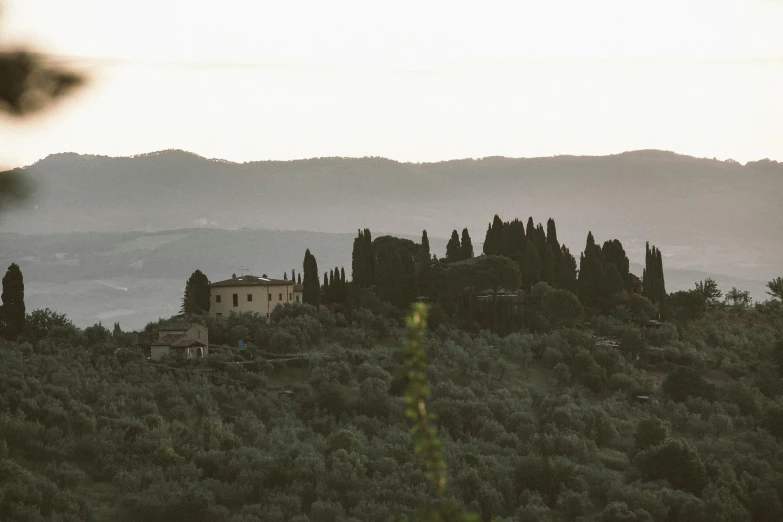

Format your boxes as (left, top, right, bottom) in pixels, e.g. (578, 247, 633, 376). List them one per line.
(1, 0, 782, 167)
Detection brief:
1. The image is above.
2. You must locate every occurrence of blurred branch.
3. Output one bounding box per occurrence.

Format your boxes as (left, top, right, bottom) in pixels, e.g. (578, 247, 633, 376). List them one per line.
(1, 8, 86, 212)
(0, 50, 84, 117)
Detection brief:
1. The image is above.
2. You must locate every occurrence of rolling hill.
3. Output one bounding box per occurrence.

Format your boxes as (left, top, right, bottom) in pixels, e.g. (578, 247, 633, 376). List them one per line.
(2, 149, 780, 285)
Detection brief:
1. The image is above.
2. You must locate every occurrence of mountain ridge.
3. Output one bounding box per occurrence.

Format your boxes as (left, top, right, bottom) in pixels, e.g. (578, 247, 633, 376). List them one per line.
(30, 148, 781, 168)
(3, 149, 781, 284)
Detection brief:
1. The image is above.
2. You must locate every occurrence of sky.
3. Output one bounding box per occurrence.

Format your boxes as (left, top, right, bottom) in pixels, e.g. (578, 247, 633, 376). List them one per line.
(1, 0, 782, 168)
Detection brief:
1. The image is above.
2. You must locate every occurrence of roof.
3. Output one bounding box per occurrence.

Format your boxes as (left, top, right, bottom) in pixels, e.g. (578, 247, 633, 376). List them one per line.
(158, 322, 202, 331)
(210, 275, 293, 288)
(152, 333, 207, 348)
(152, 333, 186, 346)
(293, 284, 304, 292)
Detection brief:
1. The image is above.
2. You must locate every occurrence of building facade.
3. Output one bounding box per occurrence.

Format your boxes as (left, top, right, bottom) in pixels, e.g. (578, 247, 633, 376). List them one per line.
(210, 274, 302, 319)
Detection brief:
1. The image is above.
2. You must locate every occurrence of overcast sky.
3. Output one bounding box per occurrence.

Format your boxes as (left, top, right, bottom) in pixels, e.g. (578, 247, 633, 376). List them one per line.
(1, 0, 781, 167)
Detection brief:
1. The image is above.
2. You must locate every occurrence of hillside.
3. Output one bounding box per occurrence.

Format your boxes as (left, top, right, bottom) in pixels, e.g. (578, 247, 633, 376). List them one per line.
(2, 300, 782, 520)
(2, 150, 781, 283)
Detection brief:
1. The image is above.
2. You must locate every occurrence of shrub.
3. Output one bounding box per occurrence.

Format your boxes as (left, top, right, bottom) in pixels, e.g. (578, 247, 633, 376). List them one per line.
(661, 367, 715, 403)
(634, 439, 707, 495)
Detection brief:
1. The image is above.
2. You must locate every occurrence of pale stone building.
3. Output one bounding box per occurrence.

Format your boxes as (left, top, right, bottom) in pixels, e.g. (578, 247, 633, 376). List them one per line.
(151, 322, 208, 360)
(210, 274, 302, 320)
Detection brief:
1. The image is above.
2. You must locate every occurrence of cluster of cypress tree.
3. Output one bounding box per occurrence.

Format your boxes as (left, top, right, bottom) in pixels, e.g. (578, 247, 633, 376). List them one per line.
(323, 267, 348, 305)
(0, 263, 25, 341)
(372, 236, 419, 308)
(302, 249, 320, 306)
(577, 232, 634, 312)
(643, 242, 666, 304)
(482, 215, 576, 292)
(352, 229, 374, 289)
(444, 228, 474, 263)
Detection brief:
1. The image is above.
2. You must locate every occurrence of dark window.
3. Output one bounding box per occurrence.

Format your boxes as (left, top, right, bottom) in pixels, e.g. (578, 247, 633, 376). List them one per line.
(296, 295, 300, 302)
(216, 295, 221, 303)
(279, 293, 283, 301)
(232, 294, 238, 307)
(268, 294, 272, 301)
(247, 294, 253, 302)
(289, 293, 292, 300)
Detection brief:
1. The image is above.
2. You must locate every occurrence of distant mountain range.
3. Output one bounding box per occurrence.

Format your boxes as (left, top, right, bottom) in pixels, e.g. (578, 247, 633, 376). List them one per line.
(2, 149, 781, 284)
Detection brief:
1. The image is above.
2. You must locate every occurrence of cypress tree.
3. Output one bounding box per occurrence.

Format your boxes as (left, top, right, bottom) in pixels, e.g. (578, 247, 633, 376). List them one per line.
(526, 217, 536, 240)
(291, 269, 295, 282)
(181, 269, 211, 315)
(656, 248, 666, 302)
(418, 230, 432, 296)
(303, 249, 319, 306)
(284, 271, 288, 280)
(643, 242, 655, 302)
(298, 273, 302, 285)
(578, 232, 608, 311)
(602, 239, 630, 293)
(460, 228, 473, 260)
(559, 245, 578, 293)
(505, 219, 526, 260)
(483, 222, 494, 255)
(352, 229, 365, 287)
(324, 271, 330, 303)
(329, 268, 335, 289)
(483, 215, 504, 256)
(520, 240, 542, 290)
(340, 267, 346, 284)
(0, 263, 25, 341)
(364, 228, 374, 286)
(546, 218, 561, 253)
(445, 230, 461, 262)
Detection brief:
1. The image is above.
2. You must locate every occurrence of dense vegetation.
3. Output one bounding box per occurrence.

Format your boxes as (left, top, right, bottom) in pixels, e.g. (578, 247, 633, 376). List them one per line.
(3, 212, 783, 521)
(2, 287, 783, 521)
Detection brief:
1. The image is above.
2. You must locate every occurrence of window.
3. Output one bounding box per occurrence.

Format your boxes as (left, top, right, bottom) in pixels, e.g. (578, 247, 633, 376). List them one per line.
(216, 295, 221, 303)
(279, 293, 283, 301)
(247, 293, 253, 302)
(268, 293, 272, 302)
(232, 294, 238, 307)
(296, 295, 300, 302)
(289, 293, 292, 300)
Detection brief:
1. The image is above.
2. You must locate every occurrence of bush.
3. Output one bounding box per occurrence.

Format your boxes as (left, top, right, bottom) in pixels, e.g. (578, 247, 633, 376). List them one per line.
(634, 439, 707, 495)
(661, 367, 715, 403)
(541, 289, 584, 328)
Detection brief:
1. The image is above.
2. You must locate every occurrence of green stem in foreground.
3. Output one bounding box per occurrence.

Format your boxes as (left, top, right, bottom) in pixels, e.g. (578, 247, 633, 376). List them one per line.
(401, 303, 447, 497)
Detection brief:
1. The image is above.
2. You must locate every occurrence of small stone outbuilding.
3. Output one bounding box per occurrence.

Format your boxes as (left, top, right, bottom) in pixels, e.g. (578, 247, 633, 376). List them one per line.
(151, 322, 208, 361)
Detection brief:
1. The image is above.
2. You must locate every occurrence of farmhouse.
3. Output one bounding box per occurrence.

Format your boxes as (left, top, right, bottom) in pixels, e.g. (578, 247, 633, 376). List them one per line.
(210, 274, 303, 319)
(151, 322, 208, 360)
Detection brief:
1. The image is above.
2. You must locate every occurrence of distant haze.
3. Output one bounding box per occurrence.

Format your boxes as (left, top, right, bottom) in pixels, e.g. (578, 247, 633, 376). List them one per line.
(3, 149, 781, 286)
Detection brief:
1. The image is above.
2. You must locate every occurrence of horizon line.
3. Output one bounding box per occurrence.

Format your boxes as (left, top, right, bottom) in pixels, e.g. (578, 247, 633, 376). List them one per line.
(23, 148, 781, 170)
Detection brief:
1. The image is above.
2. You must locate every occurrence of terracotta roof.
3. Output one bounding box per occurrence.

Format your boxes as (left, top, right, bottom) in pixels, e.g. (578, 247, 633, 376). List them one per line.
(152, 333, 206, 348)
(152, 333, 186, 346)
(210, 275, 293, 288)
(158, 322, 202, 331)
